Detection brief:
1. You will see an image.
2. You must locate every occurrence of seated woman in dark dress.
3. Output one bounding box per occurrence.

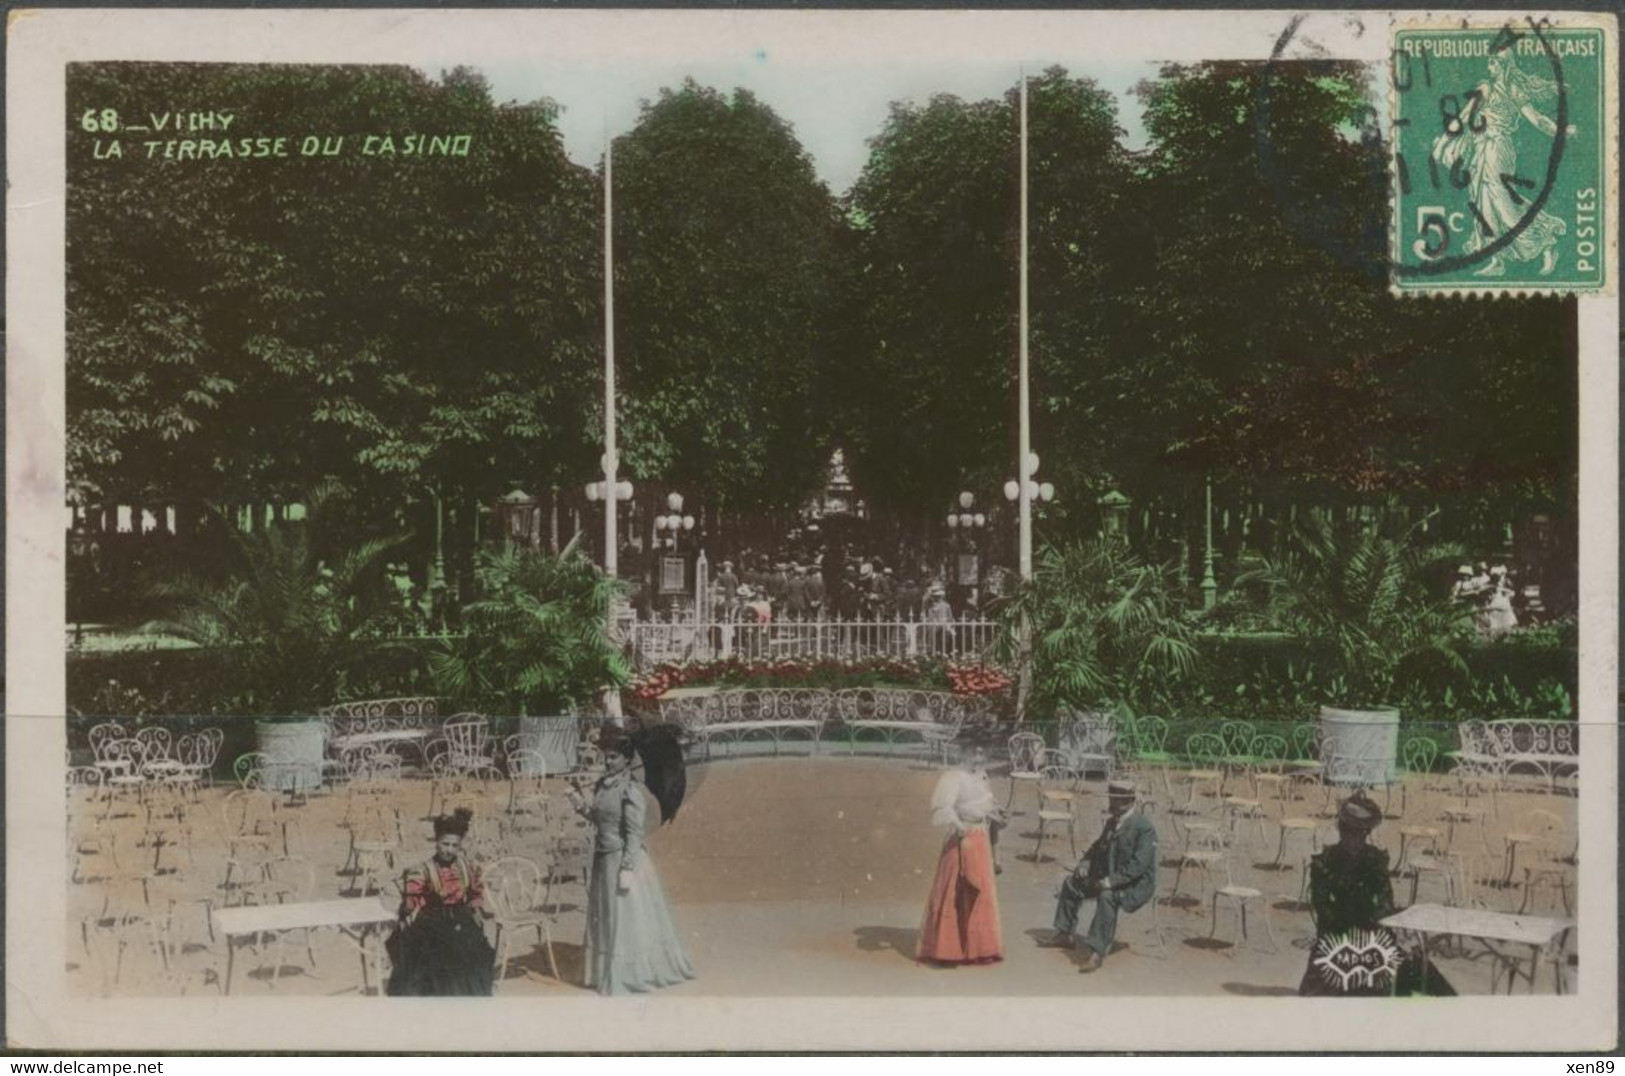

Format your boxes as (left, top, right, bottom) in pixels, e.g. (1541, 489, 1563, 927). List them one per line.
(1300, 792, 1454, 997)
(386, 807, 496, 996)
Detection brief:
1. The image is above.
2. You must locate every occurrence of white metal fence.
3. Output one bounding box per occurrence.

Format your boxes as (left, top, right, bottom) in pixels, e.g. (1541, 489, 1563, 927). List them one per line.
(627, 614, 1001, 669)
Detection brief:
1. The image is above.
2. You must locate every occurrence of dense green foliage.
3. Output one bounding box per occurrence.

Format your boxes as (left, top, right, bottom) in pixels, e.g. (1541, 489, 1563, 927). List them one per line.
(136, 483, 413, 715)
(68, 65, 603, 523)
(995, 535, 1197, 713)
(66, 62, 1577, 727)
(69, 61, 1576, 535)
(1231, 514, 1472, 708)
(613, 81, 845, 512)
(428, 541, 630, 715)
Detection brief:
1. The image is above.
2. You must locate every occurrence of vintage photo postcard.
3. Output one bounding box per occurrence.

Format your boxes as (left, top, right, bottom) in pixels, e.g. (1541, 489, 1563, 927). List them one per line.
(7, 7, 1619, 1052)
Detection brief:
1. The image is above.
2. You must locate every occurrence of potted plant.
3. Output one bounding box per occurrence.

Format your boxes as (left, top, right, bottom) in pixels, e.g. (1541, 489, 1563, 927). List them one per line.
(429, 537, 629, 773)
(143, 482, 408, 790)
(995, 534, 1199, 740)
(1237, 513, 1471, 786)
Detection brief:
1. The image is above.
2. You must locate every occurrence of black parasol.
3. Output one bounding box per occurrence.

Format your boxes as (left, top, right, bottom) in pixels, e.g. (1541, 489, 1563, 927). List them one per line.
(630, 723, 688, 824)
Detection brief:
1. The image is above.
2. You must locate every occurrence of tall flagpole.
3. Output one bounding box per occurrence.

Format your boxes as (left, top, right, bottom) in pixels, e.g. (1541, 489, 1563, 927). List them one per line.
(1017, 73, 1033, 583)
(603, 133, 619, 582)
(602, 129, 624, 723)
(1016, 72, 1034, 724)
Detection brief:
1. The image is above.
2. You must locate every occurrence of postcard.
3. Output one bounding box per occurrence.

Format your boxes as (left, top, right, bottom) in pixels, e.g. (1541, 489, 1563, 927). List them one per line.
(7, 7, 1618, 1052)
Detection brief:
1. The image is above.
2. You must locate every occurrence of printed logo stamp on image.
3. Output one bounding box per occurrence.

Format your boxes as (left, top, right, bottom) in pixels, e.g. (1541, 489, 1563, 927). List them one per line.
(1390, 19, 1615, 295)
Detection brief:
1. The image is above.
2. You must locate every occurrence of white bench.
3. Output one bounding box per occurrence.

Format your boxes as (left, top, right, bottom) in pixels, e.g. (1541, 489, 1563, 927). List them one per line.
(1487, 720, 1578, 789)
(1451, 719, 1578, 793)
(834, 688, 986, 760)
(657, 688, 832, 759)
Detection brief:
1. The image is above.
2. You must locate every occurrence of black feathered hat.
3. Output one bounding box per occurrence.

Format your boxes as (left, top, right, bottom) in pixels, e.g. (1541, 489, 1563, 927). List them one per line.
(433, 806, 473, 839)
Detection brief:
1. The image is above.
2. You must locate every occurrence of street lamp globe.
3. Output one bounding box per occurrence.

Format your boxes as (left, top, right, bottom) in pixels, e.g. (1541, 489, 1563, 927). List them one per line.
(958, 513, 974, 529)
(1038, 482, 1055, 503)
(667, 492, 684, 513)
(1025, 452, 1040, 477)
(1003, 480, 1020, 502)
(615, 480, 634, 502)
(681, 515, 696, 531)
(973, 513, 986, 527)
(1025, 479, 1040, 500)
(585, 482, 601, 502)
(654, 516, 668, 531)
(958, 491, 974, 510)
(947, 513, 960, 529)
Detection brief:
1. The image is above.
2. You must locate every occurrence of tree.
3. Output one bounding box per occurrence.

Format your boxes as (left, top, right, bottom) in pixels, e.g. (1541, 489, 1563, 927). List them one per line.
(1133, 62, 1575, 519)
(67, 64, 603, 522)
(611, 80, 845, 513)
(835, 69, 1132, 516)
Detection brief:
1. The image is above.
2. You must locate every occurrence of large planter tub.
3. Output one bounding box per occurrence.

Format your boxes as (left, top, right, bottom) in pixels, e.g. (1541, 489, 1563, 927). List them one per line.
(518, 714, 581, 775)
(255, 719, 327, 793)
(1318, 705, 1399, 787)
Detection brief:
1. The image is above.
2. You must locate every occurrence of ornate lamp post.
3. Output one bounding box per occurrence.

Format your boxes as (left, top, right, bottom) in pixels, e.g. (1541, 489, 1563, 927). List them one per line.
(1003, 453, 1055, 515)
(1201, 475, 1218, 611)
(654, 491, 696, 552)
(946, 491, 988, 605)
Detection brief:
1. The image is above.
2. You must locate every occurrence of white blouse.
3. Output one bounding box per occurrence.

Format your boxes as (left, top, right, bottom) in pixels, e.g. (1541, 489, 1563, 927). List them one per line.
(930, 767, 997, 830)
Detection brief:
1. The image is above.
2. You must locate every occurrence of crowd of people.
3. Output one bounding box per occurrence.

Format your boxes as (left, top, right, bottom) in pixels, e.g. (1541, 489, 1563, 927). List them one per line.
(698, 549, 1011, 626)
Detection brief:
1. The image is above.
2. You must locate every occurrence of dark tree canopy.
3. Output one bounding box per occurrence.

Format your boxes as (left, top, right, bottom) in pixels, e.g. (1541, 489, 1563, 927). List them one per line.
(612, 80, 845, 513)
(68, 63, 602, 517)
(67, 60, 1576, 550)
(834, 68, 1131, 516)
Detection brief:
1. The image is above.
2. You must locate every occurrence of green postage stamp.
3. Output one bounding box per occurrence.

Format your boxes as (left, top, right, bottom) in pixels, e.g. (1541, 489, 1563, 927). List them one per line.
(1391, 18, 1616, 294)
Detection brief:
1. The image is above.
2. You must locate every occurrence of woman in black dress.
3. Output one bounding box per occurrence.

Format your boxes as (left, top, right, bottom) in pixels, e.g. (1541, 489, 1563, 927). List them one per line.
(1299, 792, 1453, 996)
(386, 807, 496, 996)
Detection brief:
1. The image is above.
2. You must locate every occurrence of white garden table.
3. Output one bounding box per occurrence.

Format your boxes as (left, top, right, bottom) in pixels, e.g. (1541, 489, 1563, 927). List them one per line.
(1381, 902, 1573, 995)
(213, 897, 396, 996)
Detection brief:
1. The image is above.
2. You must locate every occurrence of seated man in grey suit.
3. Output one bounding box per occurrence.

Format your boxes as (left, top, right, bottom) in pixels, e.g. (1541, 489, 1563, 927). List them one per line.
(1046, 780, 1158, 973)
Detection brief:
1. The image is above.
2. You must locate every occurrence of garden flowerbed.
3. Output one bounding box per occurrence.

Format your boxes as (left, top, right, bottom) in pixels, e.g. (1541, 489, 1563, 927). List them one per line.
(627, 656, 1014, 710)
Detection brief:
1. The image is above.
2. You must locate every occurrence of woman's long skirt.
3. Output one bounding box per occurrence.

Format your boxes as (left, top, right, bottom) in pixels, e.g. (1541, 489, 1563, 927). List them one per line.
(917, 827, 1003, 964)
(584, 849, 696, 996)
(386, 906, 496, 996)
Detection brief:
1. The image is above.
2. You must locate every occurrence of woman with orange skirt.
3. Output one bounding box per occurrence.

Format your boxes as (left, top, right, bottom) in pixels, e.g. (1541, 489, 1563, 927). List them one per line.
(917, 748, 1005, 965)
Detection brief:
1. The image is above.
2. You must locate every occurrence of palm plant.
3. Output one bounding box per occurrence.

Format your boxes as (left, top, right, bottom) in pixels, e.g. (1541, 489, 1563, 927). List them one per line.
(1235, 513, 1472, 709)
(142, 482, 408, 715)
(428, 537, 630, 716)
(996, 535, 1198, 714)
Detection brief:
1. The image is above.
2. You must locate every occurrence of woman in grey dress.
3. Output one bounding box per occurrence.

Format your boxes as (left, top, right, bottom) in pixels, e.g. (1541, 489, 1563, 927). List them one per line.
(568, 725, 696, 996)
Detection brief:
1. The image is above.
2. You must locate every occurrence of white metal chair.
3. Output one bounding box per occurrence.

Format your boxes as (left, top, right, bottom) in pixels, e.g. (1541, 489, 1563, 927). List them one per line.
(444, 714, 497, 778)
(1208, 843, 1279, 954)
(1005, 732, 1046, 814)
(505, 748, 550, 823)
(1510, 807, 1573, 916)
(484, 855, 560, 986)
(1032, 761, 1081, 863)
(344, 805, 402, 897)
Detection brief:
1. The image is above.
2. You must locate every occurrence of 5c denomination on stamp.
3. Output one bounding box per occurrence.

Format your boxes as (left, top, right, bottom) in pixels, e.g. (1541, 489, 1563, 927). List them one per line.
(1391, 18, 1615, 294)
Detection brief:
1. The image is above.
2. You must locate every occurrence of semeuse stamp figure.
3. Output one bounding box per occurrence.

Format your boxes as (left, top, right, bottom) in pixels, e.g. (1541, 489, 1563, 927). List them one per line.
(1391, 19, 1612, 292)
